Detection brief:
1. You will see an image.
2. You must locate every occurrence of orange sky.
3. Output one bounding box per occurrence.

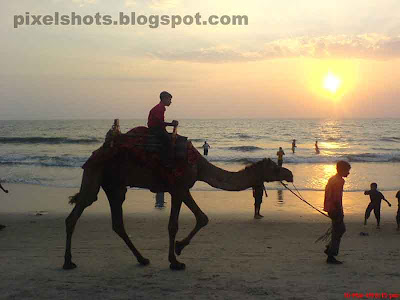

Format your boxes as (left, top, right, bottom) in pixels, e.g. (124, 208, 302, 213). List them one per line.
(1, 1, 400, 119)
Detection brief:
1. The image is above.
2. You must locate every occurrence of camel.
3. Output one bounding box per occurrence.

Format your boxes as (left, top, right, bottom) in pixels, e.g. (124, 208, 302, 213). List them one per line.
(63, 138, 293, 271)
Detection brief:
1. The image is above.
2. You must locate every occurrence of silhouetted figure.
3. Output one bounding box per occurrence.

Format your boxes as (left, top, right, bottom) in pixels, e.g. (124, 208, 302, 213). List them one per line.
(323, 161, 351, 265)
(291, 139, 297, 154)
(148, 91, 179, 168)
(364, 183, 391, 229)
(396, 190, 400, 231)
(104, 119, 121, 148)
(252, 185, 266, 219)
(276, 147, 285, 167)
(315, 140, 320, 154)
(277, 190, 284, 202)
(202, 141, 210, 156)
(0, 181, 9, 231)
(155, 193, 165, 208)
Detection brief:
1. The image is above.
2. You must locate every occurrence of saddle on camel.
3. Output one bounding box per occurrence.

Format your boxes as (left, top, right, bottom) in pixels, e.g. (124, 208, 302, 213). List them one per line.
(84, 119, 201, 192)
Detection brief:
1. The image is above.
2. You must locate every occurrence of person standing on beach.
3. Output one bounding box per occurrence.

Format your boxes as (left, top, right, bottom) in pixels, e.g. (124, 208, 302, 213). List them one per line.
(364, 183, 391, 229)
(252, 185, 266, 219)
(276, 147, 285, 167)
(0, 181, 9, 231)
(323, 160, 351, 265)
(291, 139, 297, 154)
(155, 193, 166, 208)
(148, 91, 179, 167)
(202, 141, 210, 156)
(315, 140, 320, 154)
(396, 190, 400, 231)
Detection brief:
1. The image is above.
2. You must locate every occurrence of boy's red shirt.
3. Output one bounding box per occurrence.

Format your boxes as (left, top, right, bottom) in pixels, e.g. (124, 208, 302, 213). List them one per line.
(147, 102, 166, 128)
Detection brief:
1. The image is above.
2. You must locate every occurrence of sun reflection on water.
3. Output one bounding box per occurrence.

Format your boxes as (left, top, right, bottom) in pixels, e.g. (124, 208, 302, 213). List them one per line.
(308, 164, 337, 190)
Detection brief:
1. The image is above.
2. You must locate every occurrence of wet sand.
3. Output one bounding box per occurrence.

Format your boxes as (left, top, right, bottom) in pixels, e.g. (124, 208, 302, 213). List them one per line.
(0, 184, 399, 299)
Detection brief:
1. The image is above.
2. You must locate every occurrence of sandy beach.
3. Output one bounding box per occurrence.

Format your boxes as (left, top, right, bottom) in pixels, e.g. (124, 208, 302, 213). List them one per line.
(0, 184, 399, 299)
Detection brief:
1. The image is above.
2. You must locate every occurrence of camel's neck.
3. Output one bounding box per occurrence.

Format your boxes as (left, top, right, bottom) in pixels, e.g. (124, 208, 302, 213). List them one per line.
(197, 157, 261, 191)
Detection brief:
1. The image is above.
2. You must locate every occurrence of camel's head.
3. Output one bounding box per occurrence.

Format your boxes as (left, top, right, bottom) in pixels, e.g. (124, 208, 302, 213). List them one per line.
(259, 158, 293, 183)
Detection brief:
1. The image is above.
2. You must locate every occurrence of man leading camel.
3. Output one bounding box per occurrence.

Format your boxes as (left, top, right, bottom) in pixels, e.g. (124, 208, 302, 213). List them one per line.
(148, 91, 179, 167)
(323, 160, 351, 265)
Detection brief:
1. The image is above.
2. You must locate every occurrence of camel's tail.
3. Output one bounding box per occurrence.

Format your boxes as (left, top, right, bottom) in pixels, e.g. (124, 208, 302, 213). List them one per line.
(68, 193, 80, 205)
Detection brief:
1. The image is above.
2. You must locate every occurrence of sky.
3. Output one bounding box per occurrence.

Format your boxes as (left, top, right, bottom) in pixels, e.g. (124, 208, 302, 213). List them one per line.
(1, 0, 400, 120)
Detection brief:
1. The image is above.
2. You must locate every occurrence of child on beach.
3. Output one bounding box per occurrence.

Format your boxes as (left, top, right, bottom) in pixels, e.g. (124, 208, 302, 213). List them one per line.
(364, 183, 391, 229)
(252, 185, 265, 219)
(396, 190, 400, 231)
(0, 181, 9, 231)
(323, 160, 351, 265)
(276, 147, 285, 166)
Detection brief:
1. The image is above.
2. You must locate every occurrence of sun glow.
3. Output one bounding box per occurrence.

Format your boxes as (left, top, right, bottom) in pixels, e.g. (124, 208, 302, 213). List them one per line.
(323, 72, 342, 93)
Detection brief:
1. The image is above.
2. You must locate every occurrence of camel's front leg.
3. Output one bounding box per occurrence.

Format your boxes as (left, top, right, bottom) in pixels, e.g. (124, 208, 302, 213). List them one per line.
(168, 190, 185, 270)
(105, 186, 150, 266)
(175, 191, 209, 256)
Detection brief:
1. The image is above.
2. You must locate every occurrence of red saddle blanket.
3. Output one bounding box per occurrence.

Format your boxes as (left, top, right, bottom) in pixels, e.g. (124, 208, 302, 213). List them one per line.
(83, 126, 201, 184)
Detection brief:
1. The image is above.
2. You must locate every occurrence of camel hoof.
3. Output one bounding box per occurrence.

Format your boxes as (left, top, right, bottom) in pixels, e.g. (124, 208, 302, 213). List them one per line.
(170, 262, 186, 271)
(175, 241, 185, 256)
(138, 257, 150, 266)
(63, 262, 77, 270)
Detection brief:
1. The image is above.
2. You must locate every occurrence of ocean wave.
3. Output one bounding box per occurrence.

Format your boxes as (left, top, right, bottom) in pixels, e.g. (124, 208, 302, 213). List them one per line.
(228, 146, 263, 152)
(371, 147, 397, 151)
(208, 153, 400, 164)
(225, 133, 258, 140)
(0, 136, 102, 145)
(189, 138, 205, 143)
(379, 136, 400, 143)
(0, 155, 87, 168)
(326, 137, 341, 142)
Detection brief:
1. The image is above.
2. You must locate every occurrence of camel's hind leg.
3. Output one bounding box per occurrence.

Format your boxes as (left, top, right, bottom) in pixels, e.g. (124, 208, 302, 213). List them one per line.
(63, 200, 91, 270)
(104, 186, 150, 266)
(175, 191, 209, 256)
(168, 189, 185, 270)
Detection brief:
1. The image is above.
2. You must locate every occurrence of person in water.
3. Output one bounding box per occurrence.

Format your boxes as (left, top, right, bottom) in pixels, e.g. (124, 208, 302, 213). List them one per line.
(364, 183, 391, 229)
(291, 139, 297, 154)
(202, 141, 210, 156)
(315, 140, 320, 154)
(276, 147, 285, 167)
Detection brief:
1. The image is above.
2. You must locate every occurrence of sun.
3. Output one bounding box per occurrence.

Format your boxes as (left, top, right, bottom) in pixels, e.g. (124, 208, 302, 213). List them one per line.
(323, 72, 342, 93)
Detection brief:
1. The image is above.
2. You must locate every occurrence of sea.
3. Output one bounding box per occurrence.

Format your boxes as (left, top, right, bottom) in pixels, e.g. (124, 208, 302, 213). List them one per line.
(1, 119, 400, 193)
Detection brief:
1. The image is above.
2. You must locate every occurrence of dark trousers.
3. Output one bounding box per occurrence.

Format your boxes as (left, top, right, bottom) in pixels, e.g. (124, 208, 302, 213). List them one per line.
(365, 202, 381, 225)
(204, 149, 208, 156)
(326, 213, 346, 257)
(278, 159, 283, 167)
(149, 126, 172, 161)
(254, 196, 262, 206)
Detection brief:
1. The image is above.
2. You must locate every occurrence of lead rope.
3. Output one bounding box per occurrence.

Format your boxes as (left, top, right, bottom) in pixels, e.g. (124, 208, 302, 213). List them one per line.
(280, 182, 329, 218)
(280, 181, 333, 243)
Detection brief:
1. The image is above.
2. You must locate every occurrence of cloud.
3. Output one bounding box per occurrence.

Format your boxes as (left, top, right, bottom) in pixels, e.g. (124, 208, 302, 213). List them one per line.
(149, 0, 181, 9)
(71, 0, 97, 7)
(149, 34, 400, 63)
(125, 0, 136, 8)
